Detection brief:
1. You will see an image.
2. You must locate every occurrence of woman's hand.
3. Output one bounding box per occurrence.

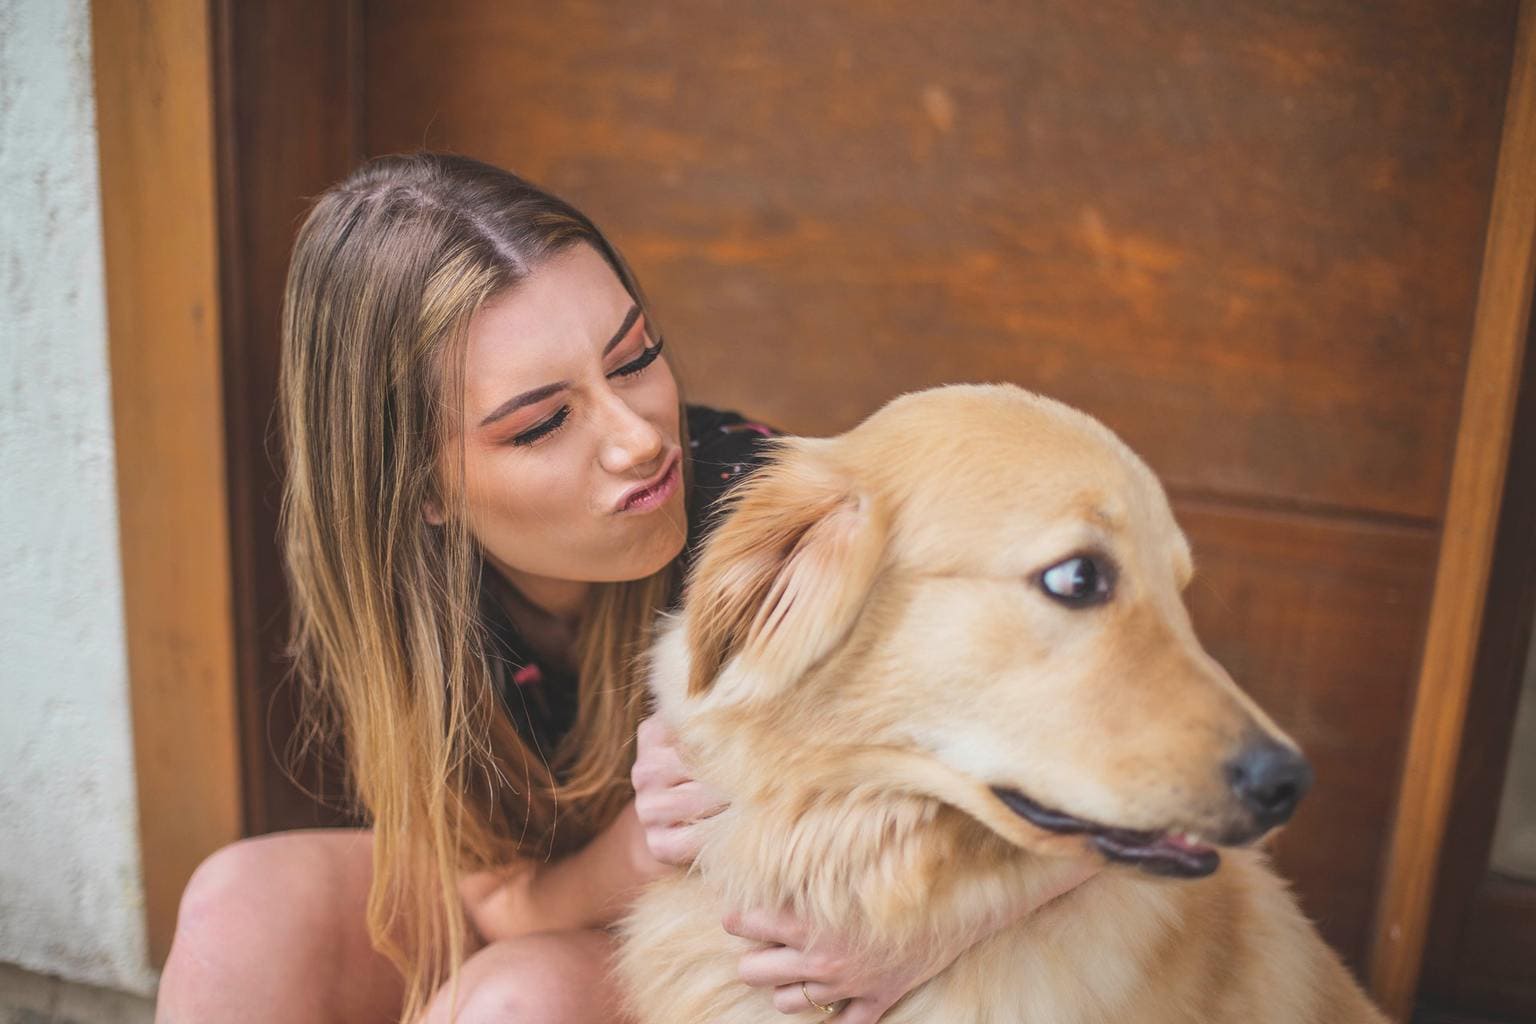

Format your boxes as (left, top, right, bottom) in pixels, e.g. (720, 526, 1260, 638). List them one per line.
(458, 863, 535, 945)
(631, 715, 728, 867)
(727, 908, 930, 1023)
(726, 858, 1101, 1022)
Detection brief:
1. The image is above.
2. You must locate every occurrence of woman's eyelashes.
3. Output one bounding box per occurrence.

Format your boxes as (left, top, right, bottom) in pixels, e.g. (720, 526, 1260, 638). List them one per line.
(508, 337, 665, 448)
(511, 406, 570, 447)
(610, 335, 664, 378)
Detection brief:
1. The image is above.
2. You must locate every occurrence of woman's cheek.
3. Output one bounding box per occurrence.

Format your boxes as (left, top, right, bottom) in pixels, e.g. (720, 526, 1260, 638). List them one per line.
(642, 362, 682, 439)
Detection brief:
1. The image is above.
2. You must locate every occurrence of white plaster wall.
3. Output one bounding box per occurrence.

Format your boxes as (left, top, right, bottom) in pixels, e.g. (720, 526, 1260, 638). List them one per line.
(0, 0, 156, 997)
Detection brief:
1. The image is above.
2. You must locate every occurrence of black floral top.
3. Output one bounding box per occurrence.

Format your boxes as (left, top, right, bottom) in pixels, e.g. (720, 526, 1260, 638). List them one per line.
(483, 405, 779, 756)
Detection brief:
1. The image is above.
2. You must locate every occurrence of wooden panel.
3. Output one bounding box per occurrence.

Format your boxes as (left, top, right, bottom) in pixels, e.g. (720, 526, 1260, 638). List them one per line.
(91, 0, 243, 963)
(214, 0, 362, 836)
(1176, 501, 1437, 971)
(363, 0, 1515, 521)
(1371, 1, 1536, 1013)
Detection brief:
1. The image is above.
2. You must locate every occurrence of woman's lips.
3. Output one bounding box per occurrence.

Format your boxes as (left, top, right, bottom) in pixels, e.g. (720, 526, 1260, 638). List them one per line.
(616, 450, 681, 513)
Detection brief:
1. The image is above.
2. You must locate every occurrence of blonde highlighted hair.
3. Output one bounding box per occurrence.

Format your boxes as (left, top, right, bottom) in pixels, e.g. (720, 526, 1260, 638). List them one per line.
(278, 153, 681, 1019)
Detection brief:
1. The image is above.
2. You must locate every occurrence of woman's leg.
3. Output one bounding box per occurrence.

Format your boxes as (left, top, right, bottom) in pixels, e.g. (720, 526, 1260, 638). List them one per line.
(155, 830, 403, 1024)
(415, 929, 630, 1024)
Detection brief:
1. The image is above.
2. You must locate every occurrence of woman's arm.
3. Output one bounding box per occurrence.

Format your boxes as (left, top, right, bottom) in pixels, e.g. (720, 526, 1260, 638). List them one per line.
(459, 716, 726, 941)
(458, 798, 664, 940)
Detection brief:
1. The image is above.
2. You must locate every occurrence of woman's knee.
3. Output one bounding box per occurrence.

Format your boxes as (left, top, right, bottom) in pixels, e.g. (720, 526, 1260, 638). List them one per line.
(174, 831, 366, 946)
(158, 830, 392, 1022)
(433, 930, 622, 1024)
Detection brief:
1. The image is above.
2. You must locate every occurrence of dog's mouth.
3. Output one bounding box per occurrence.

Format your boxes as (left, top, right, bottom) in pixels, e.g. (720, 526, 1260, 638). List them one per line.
(990, 786, 1220, 879)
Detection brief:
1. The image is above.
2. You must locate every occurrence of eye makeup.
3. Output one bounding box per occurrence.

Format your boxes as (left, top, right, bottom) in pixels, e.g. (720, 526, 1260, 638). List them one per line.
(507, 336, 667, 448)
(609, 335, 664, 378)
(510, 406, 571, 447)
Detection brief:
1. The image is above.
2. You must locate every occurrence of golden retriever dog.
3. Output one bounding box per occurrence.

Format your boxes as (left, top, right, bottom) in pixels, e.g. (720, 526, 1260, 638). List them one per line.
(619, 384, 1387, 1024)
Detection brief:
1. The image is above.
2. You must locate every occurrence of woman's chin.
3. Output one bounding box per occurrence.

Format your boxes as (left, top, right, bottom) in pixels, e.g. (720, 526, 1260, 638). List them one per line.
(633, 521, 688, 578)
(586, 519, 687, 585)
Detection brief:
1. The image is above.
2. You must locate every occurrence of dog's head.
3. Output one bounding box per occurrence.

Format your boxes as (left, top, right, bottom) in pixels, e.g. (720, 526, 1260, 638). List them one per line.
(657, 384, 1310, 879)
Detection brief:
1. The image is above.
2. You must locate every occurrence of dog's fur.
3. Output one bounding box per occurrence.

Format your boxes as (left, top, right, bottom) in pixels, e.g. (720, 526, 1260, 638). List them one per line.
(619, 385, 1387, 1023)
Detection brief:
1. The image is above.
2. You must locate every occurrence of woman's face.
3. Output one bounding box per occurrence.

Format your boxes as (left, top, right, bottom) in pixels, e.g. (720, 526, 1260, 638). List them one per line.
(449, 243, 685, 613)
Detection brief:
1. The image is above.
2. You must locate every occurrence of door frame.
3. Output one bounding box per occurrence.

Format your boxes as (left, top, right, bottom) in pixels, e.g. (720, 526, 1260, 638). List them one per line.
(92, 0, 244, 964)
(1367, 1, 1536, 1016)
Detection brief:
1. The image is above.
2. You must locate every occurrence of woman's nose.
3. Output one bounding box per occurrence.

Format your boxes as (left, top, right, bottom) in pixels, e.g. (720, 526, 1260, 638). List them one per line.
(597, 393, 664, 475)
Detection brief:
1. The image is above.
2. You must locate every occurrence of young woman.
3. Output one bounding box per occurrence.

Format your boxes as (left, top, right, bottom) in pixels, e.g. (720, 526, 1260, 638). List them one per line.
(153, 153, 1094, 1024)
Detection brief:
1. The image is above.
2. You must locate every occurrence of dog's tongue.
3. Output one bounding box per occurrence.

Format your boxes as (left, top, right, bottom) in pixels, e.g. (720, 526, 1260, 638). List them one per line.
(1161, 832, 1212, 855)
(1092, 829, 1220, 878)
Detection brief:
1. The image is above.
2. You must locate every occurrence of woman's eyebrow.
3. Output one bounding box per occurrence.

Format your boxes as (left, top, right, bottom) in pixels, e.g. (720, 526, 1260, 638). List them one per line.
(477, 304, 642, 428)
(601, 303, 642, 356)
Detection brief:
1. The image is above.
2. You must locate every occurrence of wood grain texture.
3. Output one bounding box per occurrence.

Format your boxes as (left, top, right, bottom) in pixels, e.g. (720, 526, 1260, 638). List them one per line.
(1176, 500, 1437, 972)
(91, 0, 243, 963)
(365, 0, 1515, 522)
(1369, 1, 1536, 1015)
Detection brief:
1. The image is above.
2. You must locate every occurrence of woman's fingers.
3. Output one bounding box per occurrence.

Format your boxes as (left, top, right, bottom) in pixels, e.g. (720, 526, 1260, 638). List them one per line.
(632, 725, 729, 865)
(722, 907, 808, 948)
(738, 943, 817, 987)
(635, 713, 671, 748)
(671, 780, 728, 819)
(779, 995, 885, 1024)
(728, 904, 901, 1022)
(645, 824, 704, 867)
(632, 718, 692, 790)
(636, 780, 727, 826)
(832, 998, 885, 1024)
(634, 782, 726, 835)
(769, 983, 862, 1017)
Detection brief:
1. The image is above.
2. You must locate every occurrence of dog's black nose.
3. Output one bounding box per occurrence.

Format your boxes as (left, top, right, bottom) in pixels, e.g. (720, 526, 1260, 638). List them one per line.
(1225, 740, 1313, 829)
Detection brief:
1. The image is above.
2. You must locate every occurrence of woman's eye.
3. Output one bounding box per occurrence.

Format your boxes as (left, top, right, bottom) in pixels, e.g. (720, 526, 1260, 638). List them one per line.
(1038, 555, 1115, 608)
(608, 336, 665, 379)
(507, 336, 663, 447)
(511, 406, 569, 447)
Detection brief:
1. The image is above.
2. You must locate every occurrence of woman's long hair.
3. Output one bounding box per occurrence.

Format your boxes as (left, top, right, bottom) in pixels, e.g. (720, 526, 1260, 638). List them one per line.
(278, 152, 680, 1019)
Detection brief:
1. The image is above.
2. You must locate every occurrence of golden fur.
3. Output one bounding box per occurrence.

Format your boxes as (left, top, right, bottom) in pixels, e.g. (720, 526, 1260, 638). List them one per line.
(619, 385, 1386, 1023)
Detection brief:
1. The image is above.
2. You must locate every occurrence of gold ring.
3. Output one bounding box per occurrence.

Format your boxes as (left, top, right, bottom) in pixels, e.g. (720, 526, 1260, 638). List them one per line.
(800, 981, 837, 1015)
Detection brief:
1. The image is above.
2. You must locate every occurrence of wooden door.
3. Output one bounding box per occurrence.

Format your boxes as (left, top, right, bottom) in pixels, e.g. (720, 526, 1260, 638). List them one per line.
(212, 0, 1525, 994)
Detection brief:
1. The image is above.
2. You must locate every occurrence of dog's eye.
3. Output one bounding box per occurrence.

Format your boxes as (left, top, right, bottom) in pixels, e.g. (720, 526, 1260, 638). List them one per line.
(1039, 556, 1114, 607)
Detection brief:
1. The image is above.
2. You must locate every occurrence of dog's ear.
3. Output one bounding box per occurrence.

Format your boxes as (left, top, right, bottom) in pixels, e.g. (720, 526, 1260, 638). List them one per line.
(685, 440, 886, 700)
